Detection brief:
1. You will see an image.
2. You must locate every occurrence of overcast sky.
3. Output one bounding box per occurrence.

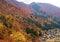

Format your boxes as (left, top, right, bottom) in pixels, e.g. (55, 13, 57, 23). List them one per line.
(16, 0, 60, 7)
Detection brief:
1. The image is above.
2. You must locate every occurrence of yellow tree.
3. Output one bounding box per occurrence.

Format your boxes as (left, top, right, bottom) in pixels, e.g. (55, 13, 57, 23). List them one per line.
(0, 23, 8, 39)
(10, 31, 26, 42)
(5, 15, 13, 28)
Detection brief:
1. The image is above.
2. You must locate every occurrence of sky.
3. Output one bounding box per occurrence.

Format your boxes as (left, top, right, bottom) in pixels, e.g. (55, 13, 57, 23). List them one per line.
(16, 0, 60, 7)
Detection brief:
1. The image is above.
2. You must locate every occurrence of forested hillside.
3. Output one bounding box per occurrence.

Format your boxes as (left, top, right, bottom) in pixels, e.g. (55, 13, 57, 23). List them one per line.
(0, 0, 60, 42)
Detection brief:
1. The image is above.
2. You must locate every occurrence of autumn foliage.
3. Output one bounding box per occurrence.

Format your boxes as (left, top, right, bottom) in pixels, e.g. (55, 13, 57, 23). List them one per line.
(0, 0, 45, 42)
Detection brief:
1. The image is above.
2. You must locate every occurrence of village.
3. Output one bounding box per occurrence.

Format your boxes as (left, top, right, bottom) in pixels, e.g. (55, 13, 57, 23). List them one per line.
(40, 28, 60, 42)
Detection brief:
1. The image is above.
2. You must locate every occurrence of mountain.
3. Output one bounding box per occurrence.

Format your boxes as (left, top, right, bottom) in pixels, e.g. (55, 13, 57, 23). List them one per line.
(2, 0, 60, 17)
(0, 0, 43, 42)
(9, 0, 60, 17)
(30, 2, 60, 17)
(0, 0, 60, 42)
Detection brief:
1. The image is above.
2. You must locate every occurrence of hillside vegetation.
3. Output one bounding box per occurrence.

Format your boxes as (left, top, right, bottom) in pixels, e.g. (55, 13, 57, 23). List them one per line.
(0, 0, 60, 42)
